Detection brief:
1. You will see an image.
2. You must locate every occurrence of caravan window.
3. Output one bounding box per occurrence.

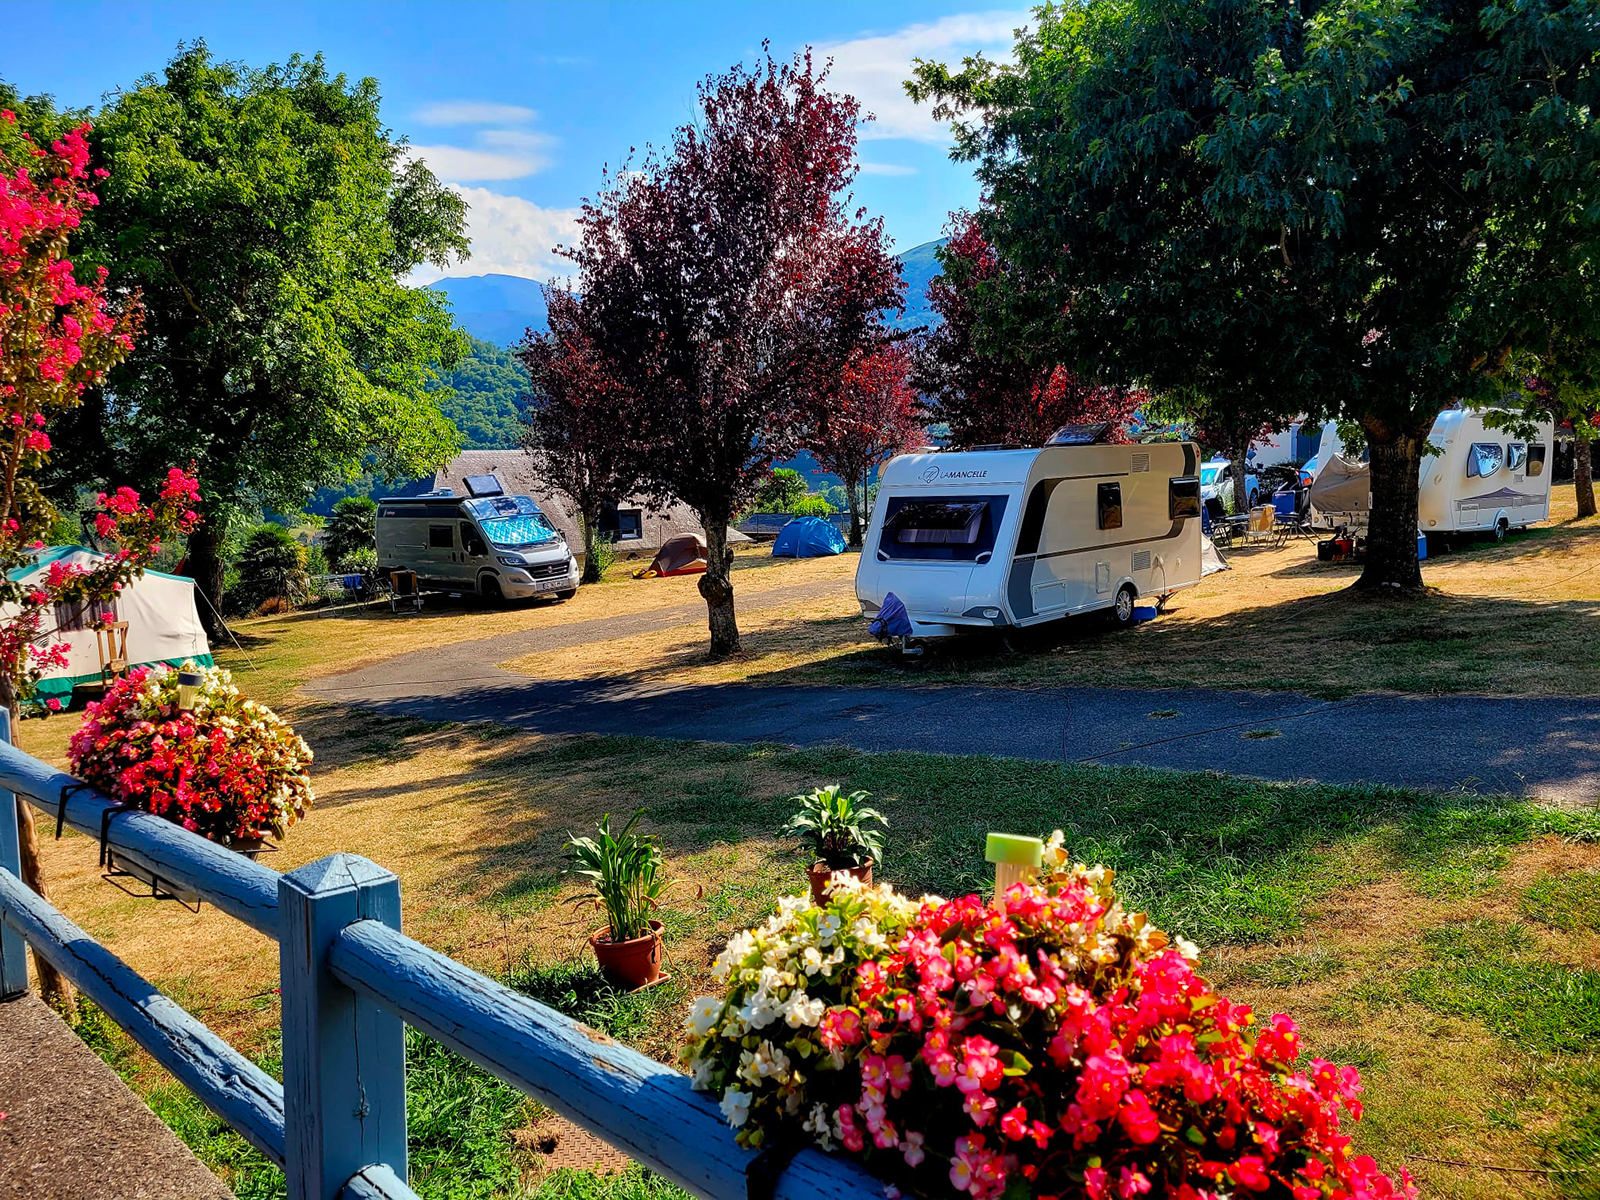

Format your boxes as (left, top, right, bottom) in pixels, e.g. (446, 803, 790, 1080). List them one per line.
(877, 495, 1009, 561)
(1097, 482, 1123, 530)
(1466, 443, 1504, 478)
(1169, 476, 1202, 519)
(1507, 443, 1527, 473)
(1526, 443, 1547, 477)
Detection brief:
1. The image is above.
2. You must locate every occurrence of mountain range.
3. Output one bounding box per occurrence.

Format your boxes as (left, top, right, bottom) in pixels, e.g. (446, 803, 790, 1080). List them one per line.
(426, 237, 945, 347)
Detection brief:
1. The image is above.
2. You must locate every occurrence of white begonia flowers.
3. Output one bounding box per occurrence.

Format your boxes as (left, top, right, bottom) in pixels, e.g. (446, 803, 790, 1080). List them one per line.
(687, 996, 723, 1037)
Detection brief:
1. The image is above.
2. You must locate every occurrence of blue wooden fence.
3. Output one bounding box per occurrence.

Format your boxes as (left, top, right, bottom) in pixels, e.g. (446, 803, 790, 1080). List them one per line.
(0, 713, 879, 1200)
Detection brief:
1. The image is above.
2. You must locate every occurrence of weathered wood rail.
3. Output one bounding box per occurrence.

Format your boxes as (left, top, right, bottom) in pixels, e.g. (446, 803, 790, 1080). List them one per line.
(0, 717, 880, 1200)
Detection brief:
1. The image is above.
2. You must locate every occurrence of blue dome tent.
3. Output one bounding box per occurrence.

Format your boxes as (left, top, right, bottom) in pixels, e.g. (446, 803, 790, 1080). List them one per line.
(771, 516, 847, 558)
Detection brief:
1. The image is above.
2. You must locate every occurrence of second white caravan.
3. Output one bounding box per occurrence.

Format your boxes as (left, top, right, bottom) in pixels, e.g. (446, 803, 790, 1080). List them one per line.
(856, 442, 1204, 642)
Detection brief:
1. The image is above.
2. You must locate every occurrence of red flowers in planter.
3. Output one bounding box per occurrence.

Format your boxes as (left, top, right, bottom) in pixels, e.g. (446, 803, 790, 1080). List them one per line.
(68, 664, 312, 848)
(686, 854, 1412, 1200)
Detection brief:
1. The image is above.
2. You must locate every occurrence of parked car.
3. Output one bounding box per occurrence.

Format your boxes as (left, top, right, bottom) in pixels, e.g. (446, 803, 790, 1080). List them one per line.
(1199, 458, 1259, 510)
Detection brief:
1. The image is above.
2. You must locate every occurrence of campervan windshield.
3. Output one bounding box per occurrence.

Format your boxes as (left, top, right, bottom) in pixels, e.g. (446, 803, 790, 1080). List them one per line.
(463, 496, 560, 548)
(878, 495, 1008, 561)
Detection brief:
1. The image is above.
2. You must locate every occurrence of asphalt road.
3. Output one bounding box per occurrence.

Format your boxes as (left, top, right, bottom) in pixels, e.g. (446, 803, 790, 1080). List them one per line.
(305, 613, 1600, 805)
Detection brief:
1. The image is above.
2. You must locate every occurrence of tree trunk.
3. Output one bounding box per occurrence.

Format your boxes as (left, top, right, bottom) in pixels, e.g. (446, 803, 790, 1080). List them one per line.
(1356, 423, 1427, 591)
(844, 469, 864, 548)
(0, 678, 74, 1012)
(185, 513, 229, 640)
(1231, 447, 1250, 512)
(1576, 425, 1596, 519)
(697, 515, 740, 658)
(580, 512, 603, 584)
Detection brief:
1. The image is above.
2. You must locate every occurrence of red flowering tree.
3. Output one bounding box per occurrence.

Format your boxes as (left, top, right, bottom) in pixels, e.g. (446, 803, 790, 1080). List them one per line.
(1, 110, 199, 1007)
(518, 287, 647, 583)
(914, 213, 1143, 449)
(567, 49, 904, 657)
(808, 342, 924, 546)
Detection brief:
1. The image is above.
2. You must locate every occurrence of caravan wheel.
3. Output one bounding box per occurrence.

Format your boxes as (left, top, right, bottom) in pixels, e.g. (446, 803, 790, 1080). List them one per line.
(1111, 584, 1137, 627)
(1493, 518, 1509, 543)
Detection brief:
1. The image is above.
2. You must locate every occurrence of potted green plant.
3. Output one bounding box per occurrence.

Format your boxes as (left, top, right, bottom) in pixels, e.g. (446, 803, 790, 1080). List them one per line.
(564, 808, 667, 990)
(779, 785, 887, 904)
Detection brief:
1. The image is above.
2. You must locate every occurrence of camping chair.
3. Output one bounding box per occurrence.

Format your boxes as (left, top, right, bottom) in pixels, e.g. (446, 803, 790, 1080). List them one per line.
(388, 569, 423, 613)
(96, 620, 130, 687)
(1242, 505, 1278, 546)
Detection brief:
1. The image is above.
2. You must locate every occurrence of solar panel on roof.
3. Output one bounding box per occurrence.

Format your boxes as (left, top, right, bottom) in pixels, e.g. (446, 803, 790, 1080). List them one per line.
(463, 474, 504, 497)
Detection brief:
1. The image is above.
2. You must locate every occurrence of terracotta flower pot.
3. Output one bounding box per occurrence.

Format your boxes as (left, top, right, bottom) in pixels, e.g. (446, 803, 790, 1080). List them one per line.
(808, 857, 873, 905)
(590, 919, 664, 990)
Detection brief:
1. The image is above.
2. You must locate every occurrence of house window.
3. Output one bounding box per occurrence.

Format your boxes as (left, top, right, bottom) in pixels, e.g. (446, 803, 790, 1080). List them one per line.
(428, 524, 454, 550)
(1467, 443, 1504, 478)
(1097, 482, 1123, 530)
(1526, 443, 1547, 477)
(599, 506, 643, 540)
(1169, 476, 1202, 519)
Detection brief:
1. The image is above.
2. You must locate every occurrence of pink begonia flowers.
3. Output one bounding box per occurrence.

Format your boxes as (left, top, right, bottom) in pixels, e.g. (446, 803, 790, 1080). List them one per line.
(685, 839, 1414, 1200)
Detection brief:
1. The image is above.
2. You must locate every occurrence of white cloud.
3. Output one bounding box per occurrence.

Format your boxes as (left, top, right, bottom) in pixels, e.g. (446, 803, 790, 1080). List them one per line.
(818, 10, 1026, 144)
(413, 185, 582, 283)
(414, 100, 538, 126)
(859, 161, 917, 177)
(408, 143, 552, 181)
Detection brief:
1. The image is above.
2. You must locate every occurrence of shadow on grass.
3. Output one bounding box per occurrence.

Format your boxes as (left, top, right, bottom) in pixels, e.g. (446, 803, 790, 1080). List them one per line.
(418, 731, 1600, 948)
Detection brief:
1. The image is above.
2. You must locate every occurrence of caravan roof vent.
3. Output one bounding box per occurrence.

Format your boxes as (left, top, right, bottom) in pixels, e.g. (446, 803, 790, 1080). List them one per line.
(1045, 422, 1113, 446)
(463, 474, 504, 498)
(420, 487, 455, 498)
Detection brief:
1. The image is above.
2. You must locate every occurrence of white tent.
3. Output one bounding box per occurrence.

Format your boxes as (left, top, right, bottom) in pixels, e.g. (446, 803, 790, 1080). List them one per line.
(4, 547, 212, 706)
(1200, 534, 1229, 577)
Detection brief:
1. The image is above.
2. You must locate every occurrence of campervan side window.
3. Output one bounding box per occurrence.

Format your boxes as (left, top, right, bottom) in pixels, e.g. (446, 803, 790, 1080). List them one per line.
(1526, 444, 1547, 477)
(428, 524, 454, 550)
(1169, 476, 1202, 520)
(877, 495, 1009, 562)
(1097, 482, 1123, 530)
(1467, 443, 1504, 478)
(1507, 443, 1527, 472)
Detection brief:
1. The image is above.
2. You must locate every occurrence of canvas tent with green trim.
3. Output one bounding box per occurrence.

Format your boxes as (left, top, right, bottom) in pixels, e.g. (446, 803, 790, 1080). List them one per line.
(3, 547, 212, 704)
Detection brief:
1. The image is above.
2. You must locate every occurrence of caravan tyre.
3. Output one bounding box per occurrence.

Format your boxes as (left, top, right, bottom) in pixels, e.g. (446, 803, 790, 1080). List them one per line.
(1493, 518, 1508, 544)
(1111, 584, 1137, 628)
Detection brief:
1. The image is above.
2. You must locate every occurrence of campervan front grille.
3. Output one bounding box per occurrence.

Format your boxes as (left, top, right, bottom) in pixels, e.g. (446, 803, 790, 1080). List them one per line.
(527, 560, 569, 580)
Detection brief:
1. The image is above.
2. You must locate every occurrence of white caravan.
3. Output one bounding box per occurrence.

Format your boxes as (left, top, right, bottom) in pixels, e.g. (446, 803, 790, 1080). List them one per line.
(856, 442, 1204, 641)
(376, 473, 579, 601)
(1418, 408, 1553, 539)
(1308, 408, 1554, 539)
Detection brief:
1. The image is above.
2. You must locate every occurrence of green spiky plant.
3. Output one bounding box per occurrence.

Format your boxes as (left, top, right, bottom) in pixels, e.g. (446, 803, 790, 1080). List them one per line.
(779, 785, 887, 870)
(564, 809, 664, 943)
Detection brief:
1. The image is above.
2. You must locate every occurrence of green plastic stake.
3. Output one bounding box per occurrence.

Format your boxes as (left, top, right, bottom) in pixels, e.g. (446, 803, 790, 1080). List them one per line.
(985, 832, 1043, 901)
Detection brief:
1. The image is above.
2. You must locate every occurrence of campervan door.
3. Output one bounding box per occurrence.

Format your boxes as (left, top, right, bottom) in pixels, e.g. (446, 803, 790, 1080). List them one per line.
(1418, 409, 1553, 537)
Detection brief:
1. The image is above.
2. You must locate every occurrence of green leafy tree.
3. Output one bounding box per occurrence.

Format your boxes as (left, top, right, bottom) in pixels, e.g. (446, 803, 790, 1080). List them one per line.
(910, 0, 1600, 589)
(75, 44, 469, 628)
(752, 468, 807, 514)
(322, 496, 377, 564)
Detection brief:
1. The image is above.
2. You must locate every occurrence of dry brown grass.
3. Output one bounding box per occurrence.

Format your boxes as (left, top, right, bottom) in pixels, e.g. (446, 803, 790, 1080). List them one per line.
(500, 484, 1600, 698)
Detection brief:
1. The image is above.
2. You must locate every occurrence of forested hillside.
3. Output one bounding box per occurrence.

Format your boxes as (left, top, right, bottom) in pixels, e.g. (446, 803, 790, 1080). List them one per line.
(430, 335, 528, 448)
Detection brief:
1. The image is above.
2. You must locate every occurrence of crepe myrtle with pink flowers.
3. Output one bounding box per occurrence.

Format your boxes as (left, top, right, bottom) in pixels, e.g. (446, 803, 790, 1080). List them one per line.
(684, 834, 1413, 1200)
(0, 108, 198, 714)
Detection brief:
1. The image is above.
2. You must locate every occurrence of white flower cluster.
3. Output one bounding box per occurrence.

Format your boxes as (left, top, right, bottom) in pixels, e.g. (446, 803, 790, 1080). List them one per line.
(682, 878, 925, 1147)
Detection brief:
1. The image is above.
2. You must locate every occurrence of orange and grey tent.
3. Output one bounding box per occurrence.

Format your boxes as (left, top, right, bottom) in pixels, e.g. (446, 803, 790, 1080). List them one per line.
(634, 534, 707, 578)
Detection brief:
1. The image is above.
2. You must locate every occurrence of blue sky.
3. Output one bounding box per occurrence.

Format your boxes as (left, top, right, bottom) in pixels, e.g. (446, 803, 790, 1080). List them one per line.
(4, 1, 1030, 282)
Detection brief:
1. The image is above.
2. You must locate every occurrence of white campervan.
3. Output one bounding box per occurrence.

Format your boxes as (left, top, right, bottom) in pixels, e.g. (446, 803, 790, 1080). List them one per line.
(1308, 407, 1554, 540)
(1418, 408, 1553, 540)
(855, 441, 1204, 641)
(376, 474, 579, 602)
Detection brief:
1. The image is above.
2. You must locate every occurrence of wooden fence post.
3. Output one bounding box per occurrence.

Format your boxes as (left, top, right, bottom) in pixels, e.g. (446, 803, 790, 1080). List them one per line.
(280, 854, 407, 1200)
(0, 709, 27, 999)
